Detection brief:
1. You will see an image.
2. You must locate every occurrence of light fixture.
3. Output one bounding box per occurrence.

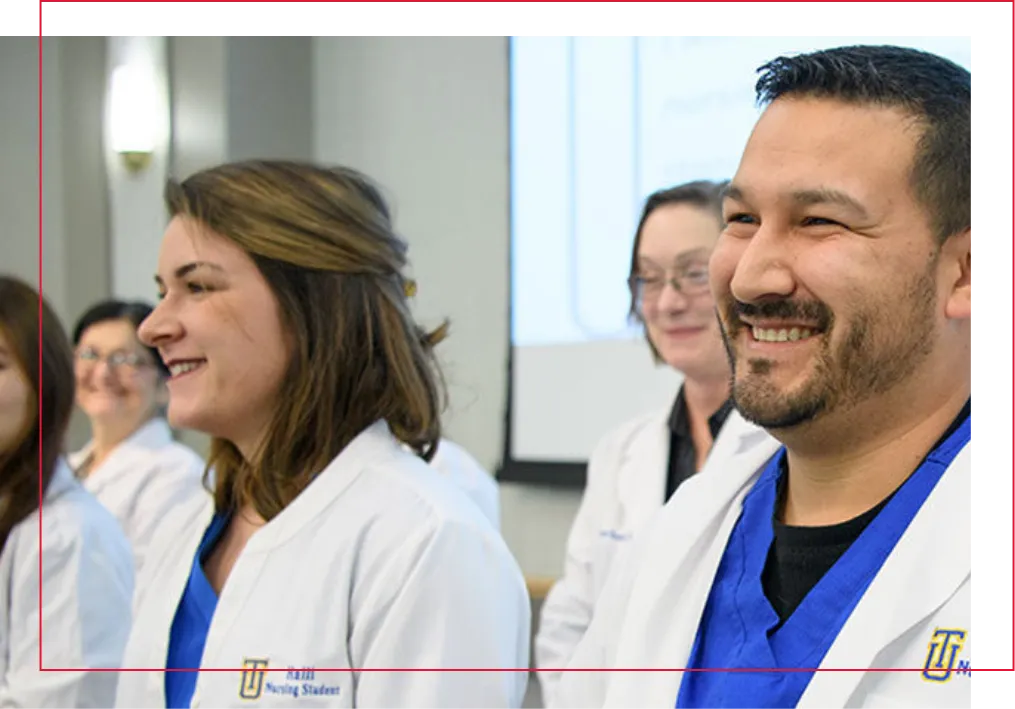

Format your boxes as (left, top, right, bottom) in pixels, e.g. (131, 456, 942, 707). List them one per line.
(108, 64, 159, 174)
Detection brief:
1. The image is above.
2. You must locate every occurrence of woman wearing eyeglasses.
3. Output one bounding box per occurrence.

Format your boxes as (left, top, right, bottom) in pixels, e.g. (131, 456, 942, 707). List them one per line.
(535, 180, 765, 704)
(0, 276, 133, 707)
(69, 300, 207, 577)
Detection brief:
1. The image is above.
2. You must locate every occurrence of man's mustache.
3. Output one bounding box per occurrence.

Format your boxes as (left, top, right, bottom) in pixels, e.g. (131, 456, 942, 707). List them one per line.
(722, 298, 833, 330)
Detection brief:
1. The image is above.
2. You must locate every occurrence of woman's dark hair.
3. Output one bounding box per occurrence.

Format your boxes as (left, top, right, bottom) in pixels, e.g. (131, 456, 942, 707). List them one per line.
(627, 180, 726, 362)
(73, 299, 168, 378)
(0, 276, 76, 552)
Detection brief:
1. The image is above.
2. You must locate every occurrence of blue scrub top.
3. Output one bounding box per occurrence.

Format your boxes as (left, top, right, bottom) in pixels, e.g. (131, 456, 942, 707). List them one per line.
(677, 410, 971, 708)
(165, 513, 230, 709)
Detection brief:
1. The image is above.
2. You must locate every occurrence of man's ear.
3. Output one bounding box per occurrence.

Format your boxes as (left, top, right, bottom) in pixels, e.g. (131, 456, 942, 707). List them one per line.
(943, 228, 971, 321)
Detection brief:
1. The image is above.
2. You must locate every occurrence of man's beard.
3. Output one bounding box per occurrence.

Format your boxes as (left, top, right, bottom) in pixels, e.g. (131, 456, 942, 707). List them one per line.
(717, 265, 939, 430)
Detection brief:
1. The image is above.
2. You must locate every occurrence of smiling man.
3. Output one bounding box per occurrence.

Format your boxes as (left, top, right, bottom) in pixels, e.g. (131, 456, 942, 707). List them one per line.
(553, 45, 971, 709)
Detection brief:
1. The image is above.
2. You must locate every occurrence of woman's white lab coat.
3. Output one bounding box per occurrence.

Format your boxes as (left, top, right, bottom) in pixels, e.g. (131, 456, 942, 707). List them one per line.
(69, 418, 207, 576)
(116, 420, 530, 708)
(534, 407, 761, 704)
(554, 414, 972, 708)
(0, 460, 135, 707)
(430, 438, 500, 529)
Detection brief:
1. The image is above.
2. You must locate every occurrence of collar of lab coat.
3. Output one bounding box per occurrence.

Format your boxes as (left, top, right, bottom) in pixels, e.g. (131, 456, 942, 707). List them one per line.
(141, 419, 401, 563)
(614, 408, 671, 531)
(240, 419, 400, 552)
(703, 406, 777, 467)
(45, 457, 80, 503)
(69, 417, 175, 489)
(606, 412, 780, 704)
(131, 419, 401, 673)
(613, 405, 773, 534)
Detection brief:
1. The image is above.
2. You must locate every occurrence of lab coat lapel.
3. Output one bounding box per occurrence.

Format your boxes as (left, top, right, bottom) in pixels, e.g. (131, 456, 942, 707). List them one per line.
(0, 543, 8, 683)
(73, 419, 173, 493)
(45, 459, 77, 500)
(615, 410, 669, 532)
(132, 495, 213, 684)
(608, 412, 781, 706)
(0, 461, 78, 688)
(708, 408, 776, 464)
(200, 424, 397, 671)
(66, 442, 93, 476)
(615, 405, 772, 534)
(800, 445, 971, 707)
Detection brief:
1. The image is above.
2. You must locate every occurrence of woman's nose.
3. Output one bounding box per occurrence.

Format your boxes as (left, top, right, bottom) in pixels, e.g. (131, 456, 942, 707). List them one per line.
(656, 279, 691, 313)
(137, 301, 180, 348)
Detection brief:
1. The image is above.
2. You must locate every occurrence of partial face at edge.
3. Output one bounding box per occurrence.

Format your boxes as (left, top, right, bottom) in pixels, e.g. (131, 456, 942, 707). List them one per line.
(636, 202, 728, 379)
(0, 329, 31, 455)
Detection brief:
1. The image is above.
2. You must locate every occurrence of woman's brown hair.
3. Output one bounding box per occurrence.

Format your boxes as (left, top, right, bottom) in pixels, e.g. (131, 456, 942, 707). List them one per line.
(165, 160, 448, 521)
(0, 276, 76, 551)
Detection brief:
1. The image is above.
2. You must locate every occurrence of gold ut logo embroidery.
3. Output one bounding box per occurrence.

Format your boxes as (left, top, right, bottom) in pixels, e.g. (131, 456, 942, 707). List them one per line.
(239, 658, 269, 700)
(922, 628, 967, 682)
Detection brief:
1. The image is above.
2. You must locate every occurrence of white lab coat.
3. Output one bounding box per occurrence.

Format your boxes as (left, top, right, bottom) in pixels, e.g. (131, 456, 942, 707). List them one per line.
(555, 413, 972, 708)
(0, 459, 134, 708)
(69, 418, 208, 576)
(116, 420, 530, 708)
(535, 407, 754, 704)
(430, 438, 500, 529)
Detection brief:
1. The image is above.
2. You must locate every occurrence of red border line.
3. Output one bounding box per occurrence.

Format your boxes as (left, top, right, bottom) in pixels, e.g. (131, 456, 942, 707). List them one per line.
(31, 12, 1006, 677)
(36, 1, 44, 677)
(35, 666, 1003, 673)
(1006, 2, 1015, 669)
(35, 0, 1015, 4)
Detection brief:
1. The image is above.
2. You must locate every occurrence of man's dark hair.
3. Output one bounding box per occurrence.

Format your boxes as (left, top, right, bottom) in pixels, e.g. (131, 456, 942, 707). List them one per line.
(755, 45, 970, 243)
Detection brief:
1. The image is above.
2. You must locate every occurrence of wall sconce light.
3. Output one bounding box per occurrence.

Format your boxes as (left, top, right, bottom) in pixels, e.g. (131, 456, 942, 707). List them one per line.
(109, 64, 159, 174)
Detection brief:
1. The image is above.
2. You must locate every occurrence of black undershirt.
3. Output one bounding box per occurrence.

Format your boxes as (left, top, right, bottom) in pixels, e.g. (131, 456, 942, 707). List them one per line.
(761, 399, 972, 626)
(665, 387, 734, 501)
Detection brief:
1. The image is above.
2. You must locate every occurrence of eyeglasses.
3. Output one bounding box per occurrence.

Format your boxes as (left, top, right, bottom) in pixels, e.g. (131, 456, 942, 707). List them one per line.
(75, 348, 151, 372)
(628, 263, 712, 301)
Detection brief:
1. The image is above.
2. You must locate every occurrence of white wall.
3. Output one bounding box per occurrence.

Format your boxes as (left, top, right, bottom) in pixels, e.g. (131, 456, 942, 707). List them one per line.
(2, 37, 110, 449)
(169, 37, 227, 178)
(170, 36, 313, 177)
(226, 37, 313, 161)
(104, 37, 172, 305)
(41, 39, 69, 322)
(313, 37, 582, 577)
(1, 38, 47, 297)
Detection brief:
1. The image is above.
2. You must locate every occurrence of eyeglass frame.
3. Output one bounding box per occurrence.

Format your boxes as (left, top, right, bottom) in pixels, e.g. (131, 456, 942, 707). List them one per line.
(74, 347, 154, 372)
(628, 261, 713, 302)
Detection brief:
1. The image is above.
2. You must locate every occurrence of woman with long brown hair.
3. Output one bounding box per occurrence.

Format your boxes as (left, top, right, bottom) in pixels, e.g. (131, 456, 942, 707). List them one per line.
(0, 275, 133, 707)
(115, 161, 529, 708)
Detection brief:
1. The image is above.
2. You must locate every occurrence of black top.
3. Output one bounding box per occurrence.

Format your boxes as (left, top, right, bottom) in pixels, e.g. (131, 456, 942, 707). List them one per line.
(665, 387, 734, 501)
(761, 398, 972, 626)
